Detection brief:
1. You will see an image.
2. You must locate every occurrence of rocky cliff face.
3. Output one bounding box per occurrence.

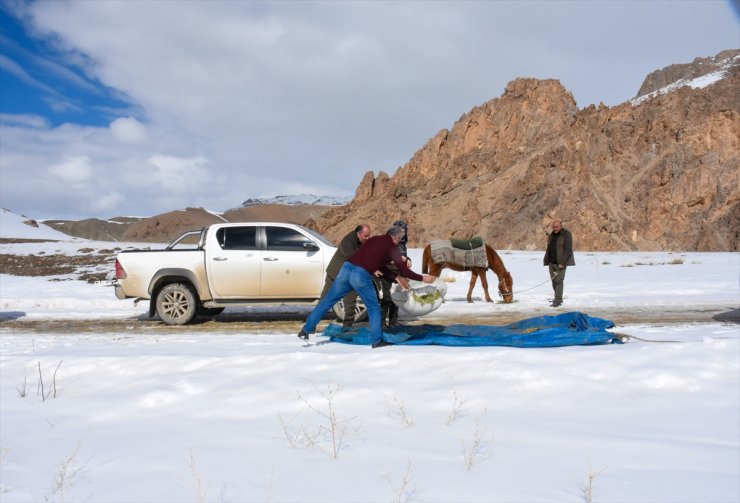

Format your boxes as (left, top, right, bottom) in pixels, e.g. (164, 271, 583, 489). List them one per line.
(636, 49, 739, 97)
(315, 51, 739, 252)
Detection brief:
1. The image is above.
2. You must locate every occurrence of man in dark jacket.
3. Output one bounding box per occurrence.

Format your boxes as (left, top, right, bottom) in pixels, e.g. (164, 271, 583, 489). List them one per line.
(379, 219, 409, 327)
(321, 224, 371, 327)
(299, 225, 436, 348)
(543, 219, 575, 307)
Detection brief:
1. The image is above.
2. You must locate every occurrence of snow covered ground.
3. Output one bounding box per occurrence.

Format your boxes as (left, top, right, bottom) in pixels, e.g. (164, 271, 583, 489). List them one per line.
(1, 211, 738, 502)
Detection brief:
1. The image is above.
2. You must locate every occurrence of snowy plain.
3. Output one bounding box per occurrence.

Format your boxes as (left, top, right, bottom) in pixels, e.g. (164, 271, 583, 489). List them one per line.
(0, 211, 738, 503)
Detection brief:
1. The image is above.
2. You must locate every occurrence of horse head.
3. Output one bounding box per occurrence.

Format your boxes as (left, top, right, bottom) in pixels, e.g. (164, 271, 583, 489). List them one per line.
(498, 270, 514, 303)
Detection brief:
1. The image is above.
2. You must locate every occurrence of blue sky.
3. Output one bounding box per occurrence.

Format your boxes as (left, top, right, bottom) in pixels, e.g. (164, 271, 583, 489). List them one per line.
(0, 0, 738, 220)
(0, 8, 131, 128)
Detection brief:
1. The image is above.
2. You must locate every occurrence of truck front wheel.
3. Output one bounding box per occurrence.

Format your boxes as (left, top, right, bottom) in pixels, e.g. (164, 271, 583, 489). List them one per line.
(156, 283, 197, 325)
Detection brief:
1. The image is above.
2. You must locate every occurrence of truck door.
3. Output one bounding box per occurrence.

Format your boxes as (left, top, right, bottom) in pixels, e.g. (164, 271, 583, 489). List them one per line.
(206, 226, 261, 298)
(261, 226, 323, 297)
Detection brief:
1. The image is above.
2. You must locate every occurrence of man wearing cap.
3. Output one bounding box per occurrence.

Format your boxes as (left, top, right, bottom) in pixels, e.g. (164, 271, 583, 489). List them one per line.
(378, 219, 410, 327)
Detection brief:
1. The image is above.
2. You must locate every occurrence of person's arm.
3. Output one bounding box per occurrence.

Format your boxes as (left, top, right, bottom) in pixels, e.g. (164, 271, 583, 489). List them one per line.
(388, 246, 422, 281)
(560, 232, 573, 267)
(338, 234, 356, 259)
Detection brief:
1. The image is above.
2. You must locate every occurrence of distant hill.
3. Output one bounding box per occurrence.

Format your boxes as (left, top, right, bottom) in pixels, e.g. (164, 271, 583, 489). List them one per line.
(42, 196, 344, 243)
(43, 216, 145, 242)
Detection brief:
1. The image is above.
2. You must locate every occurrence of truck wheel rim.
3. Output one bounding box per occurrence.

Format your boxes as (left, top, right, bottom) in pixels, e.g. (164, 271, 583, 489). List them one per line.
(163, 291, 189, 319)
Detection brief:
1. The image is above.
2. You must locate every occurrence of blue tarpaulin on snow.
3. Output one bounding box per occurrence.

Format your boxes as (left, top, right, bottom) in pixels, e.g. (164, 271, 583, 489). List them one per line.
(322, 312, 621, 347)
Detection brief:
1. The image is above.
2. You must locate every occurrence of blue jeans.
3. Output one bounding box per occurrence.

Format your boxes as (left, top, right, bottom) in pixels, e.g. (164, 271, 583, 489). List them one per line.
(303, 262, 383, 343)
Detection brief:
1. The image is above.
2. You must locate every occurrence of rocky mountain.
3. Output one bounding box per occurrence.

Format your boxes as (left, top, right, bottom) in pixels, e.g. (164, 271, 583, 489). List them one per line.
(313, 49, 739, 252)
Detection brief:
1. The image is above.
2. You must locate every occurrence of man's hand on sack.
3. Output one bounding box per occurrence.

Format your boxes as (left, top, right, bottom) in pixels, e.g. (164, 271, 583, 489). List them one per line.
(422, 274, 436, 284)
(396, 276, 411, 290)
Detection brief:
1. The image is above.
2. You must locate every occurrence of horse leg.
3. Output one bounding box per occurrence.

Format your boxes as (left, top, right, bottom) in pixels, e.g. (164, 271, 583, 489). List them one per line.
(478, 269, 494, 302)
(467, 271, 478, 303)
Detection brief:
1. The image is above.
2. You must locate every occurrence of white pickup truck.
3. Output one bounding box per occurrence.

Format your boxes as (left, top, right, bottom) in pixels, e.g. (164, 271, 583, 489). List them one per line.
(114, 222, 363, 325)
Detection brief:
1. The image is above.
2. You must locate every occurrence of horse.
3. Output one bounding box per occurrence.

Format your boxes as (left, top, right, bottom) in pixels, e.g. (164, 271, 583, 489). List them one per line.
(422, 243, 513, 303)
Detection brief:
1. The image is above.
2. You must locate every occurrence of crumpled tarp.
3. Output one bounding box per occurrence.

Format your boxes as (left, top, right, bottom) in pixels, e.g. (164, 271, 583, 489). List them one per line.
(322, 312, 621, 347)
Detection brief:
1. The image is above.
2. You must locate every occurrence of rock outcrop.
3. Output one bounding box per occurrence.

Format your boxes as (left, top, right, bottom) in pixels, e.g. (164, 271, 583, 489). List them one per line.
(636, 49, 740, 97)
(314, 51, 739, 252)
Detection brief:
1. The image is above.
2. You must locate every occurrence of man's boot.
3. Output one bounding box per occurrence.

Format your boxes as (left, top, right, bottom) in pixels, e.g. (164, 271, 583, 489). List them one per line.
(380, 303, 390, 329)
(388, 303, 401, 327)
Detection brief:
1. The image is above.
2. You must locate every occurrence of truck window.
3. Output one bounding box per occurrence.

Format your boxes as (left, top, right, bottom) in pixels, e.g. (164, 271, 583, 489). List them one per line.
(265, 227, 312, 251)
(218, 227, 257, 250)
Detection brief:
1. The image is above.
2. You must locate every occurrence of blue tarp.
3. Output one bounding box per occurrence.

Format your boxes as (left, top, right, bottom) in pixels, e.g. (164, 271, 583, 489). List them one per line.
(322, 312, 621, 347)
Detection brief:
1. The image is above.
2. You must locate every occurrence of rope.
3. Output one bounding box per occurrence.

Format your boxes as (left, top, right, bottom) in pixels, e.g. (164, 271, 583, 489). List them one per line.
(614, 333, 681, 343)
(498, 271, 559, 297)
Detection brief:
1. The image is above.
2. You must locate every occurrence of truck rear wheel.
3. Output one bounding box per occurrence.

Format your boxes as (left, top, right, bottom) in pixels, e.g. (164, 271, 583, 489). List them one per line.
(156, 283, 197, 325)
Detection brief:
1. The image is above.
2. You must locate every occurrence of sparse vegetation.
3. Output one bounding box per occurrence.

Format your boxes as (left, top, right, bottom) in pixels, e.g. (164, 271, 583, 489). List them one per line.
(621, 258, 687, 267)
(384, 393, 414, 428)
(184, 450, 210, 503)
(581, 463, 607, 503)
(384, 459, 419, 503)
(16, 376, 27, 398)
(277, 381, 360, 459)
(446, 391, 468, 425)
(37, 360, 63, 401)
(49, 438, 85, 503)
(461, 420, 494, 471)
(0, 250, 114, 281)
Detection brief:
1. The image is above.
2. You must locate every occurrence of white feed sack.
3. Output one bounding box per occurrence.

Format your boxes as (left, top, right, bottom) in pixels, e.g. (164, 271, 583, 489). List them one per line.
(391, 278, 448, 316)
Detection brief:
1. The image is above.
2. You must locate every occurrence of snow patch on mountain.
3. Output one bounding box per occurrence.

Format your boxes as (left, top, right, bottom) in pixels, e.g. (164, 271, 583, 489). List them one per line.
(240, 194, 351, 207)
(631, 54, 738, 106)
(0, 209, 75, 240)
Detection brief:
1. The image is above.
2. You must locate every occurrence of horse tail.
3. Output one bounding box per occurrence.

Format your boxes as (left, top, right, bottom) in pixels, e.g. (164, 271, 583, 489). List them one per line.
(422, 245, 430, 274)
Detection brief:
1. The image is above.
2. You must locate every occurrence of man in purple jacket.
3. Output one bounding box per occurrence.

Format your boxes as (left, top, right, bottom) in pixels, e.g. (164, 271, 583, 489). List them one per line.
(298, 225, 436, 348)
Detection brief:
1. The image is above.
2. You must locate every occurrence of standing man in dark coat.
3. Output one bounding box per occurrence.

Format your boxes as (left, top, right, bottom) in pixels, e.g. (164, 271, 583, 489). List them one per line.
(543, 219, 575, 307)
(321, 224, 371, 327)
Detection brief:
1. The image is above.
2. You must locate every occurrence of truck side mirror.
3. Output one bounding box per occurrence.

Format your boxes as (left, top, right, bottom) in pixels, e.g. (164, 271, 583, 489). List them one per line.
(303, 241, 320, 252)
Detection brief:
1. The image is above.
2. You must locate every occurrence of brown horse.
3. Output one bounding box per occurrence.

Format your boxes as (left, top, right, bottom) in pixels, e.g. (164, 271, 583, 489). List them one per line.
(422, 243, 513, 303)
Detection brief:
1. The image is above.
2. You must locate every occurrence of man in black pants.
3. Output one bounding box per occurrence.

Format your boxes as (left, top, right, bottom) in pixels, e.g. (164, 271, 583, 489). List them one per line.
(543, 219, 575, 307)
(379, 220, 409, 327)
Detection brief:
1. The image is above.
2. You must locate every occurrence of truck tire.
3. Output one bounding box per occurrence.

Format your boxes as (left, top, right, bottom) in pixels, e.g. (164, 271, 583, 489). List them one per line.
(156, 282, 197, 325)
(332, 297, 368, 322)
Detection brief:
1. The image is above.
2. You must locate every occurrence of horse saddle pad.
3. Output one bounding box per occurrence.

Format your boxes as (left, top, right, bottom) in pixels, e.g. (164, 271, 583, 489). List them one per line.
(430, 239, 488, 268)
(450, 236, 484, 249)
